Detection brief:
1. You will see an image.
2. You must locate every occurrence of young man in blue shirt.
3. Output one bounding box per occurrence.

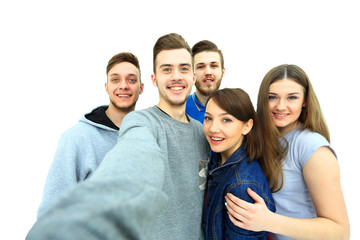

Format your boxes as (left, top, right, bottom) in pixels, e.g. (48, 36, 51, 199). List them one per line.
(186, 40, 225, 123)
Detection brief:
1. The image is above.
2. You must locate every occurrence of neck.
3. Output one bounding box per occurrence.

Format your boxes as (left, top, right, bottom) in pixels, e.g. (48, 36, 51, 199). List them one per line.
(105, 104, 133, 128)
(157, 101, 188, 123)
(278, 121, 301, 136)
(195, 90, 210, 106)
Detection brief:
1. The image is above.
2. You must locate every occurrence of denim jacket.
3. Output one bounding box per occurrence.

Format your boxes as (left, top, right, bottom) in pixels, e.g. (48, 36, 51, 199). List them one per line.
(203, 145, 276, 240)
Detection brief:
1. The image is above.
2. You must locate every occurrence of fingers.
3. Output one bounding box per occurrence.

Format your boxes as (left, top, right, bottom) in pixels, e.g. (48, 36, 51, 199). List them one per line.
(227, 211, 247, 229)
(225, 199, 246, 219)
(247, 188, 265, 204)
(225, 192, 250, 210)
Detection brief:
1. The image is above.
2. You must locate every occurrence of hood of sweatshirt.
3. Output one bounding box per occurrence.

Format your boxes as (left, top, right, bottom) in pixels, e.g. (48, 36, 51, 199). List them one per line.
(80, 105, 119, 131)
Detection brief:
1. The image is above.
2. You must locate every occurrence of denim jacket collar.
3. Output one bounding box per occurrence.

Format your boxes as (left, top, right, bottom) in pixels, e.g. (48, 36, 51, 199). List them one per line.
(209, 145, 247, 175)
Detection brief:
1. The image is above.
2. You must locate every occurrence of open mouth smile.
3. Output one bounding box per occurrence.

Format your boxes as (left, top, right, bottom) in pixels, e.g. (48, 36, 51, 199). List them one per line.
(116, 94, 132, 98)
(203, 78, 214, 83)
(273, 112, 289, 119)
(209, 136, 225, 144)
(168, 84, 186, 93)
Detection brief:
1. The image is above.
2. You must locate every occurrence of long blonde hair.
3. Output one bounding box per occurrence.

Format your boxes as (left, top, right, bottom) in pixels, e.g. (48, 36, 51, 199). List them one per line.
(257, 64, 330, 192)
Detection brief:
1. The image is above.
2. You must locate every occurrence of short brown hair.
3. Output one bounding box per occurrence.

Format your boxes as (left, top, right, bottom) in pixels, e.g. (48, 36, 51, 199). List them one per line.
(106, 52, 141, 83)
(153, 33, 191, 73)
(192, 40, 224, 70)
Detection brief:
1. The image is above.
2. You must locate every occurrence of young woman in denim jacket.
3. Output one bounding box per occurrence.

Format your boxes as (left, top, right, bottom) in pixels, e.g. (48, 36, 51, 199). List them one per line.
(225, 65, 350, 240)
(202, 88, 276, 240)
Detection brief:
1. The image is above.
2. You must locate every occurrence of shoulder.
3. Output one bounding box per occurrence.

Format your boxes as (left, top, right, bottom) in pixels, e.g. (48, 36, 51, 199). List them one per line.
(119, 107, 168, 142)
(229, 160, 275, 211)
(291, 128, 328, 144)
(287, 127, 334, 167)
(235, 159, 269, 188)
(121, 106, 166, 129)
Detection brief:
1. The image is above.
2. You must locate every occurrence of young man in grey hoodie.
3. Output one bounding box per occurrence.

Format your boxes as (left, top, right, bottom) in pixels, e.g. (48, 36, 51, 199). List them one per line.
(27, 33, 210, 240)
(37, 52, 144, 218)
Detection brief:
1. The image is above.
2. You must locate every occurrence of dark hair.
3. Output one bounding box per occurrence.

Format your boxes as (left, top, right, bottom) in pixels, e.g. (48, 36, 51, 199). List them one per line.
(106, 52, 141, 83)
(206, 88, 263, 162)
(192, 40, 224, 70)
(153, 33, 191, 73)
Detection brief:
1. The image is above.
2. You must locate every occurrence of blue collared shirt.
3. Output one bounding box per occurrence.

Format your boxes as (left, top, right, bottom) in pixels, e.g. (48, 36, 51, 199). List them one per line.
(186, 93, 205, 123)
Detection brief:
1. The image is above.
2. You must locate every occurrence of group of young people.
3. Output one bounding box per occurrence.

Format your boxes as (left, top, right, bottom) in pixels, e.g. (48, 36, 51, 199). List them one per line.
(27, 33, 350, 240)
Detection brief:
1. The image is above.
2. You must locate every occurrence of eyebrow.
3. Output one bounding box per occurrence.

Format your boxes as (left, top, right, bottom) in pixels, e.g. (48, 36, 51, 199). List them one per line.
(268, 92, 301, 95)
(109, 73, 138, 77)
(159, 63, 192, 68)
(196, 61, 219, 66)
(204, 111, 231, 116)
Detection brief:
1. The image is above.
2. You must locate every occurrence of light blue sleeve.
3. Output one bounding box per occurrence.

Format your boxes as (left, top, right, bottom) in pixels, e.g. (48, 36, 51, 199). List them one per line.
(295, 130, 334, 168)
(37, 131, 81, 218)
(27, 111, 168, 240)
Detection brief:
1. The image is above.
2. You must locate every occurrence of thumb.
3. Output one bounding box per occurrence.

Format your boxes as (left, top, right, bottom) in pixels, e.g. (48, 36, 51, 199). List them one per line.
(247, 188, 264, 204)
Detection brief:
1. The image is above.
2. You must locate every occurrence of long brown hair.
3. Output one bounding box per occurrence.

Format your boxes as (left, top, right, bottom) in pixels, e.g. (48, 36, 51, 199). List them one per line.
(207, 88, 263, 163)
(257, 64, 330, 192)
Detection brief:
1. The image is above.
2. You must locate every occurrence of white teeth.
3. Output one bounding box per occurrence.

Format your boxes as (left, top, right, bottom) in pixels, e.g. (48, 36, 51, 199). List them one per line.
(117, 94, 130, 98)
(171, 87, 183, 91)
(275, 113, 287, 116)
(211, 137, 223, 141)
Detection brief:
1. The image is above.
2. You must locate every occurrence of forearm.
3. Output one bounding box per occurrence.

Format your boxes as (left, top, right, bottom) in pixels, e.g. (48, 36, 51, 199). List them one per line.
(28, 125, 168, 239)
(268, 212, 350, 240)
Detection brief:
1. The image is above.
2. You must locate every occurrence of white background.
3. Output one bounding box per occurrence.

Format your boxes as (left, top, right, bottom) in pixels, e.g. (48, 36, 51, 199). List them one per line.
(1, 0, 359, 239)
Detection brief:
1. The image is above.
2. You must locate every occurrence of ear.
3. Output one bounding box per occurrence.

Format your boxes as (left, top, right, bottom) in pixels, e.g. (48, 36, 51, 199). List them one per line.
(139, 83, 144, 94)
(151, 74, 157, 87)
(222, 67, 226, 76)
(242, 119, 253, 135)
(105, 82, 109, 94)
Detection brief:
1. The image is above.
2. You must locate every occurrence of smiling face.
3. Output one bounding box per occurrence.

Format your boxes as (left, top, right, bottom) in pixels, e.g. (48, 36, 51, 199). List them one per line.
(151, 48, 195, 110)
(268, 78, 306, 135)
(203, 99, 252, 164)
(194, 51, 225, 96)
(106, 62, 144, 112)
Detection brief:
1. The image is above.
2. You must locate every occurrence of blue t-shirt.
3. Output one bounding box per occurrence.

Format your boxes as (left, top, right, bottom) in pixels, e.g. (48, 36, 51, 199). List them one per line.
(185, 93, 205, 123)
(269, 126, 335, 240)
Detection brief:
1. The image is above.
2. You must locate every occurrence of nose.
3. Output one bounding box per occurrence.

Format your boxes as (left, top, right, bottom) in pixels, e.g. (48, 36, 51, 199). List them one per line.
(208, 120, 220, 133)
(119, 79, 130, 89)
(205, 65, 212, 75)
(172, 68, 182, 81)
(276, 98, 287, 111)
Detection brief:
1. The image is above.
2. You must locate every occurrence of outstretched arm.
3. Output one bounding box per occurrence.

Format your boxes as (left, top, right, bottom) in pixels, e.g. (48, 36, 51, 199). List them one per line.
(27, 115, 168, 240)
(225, 147, 350, 240)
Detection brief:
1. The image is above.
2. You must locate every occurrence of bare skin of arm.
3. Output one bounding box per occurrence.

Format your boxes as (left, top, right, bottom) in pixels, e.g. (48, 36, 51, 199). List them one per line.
(225, 147, 350, 240)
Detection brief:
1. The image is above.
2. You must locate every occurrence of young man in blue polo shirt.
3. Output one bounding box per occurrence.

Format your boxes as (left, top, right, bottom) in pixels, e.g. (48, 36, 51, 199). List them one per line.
(185, 40, 225, 123)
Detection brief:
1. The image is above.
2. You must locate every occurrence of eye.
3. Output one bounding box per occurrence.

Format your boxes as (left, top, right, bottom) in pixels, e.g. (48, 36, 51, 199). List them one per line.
(268, 95, 278, 101)
(204, 116, 212, 121)
(162, 67, 172, 73)
(288, 96, 298, 100)
(181, 66, 190, 72)
(196, 65, 204, 70)
(112, 78, 119, 82)
(211, 64, 219, 68)
(223, 118, 232, 123)
(128, 78, 137, 83)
